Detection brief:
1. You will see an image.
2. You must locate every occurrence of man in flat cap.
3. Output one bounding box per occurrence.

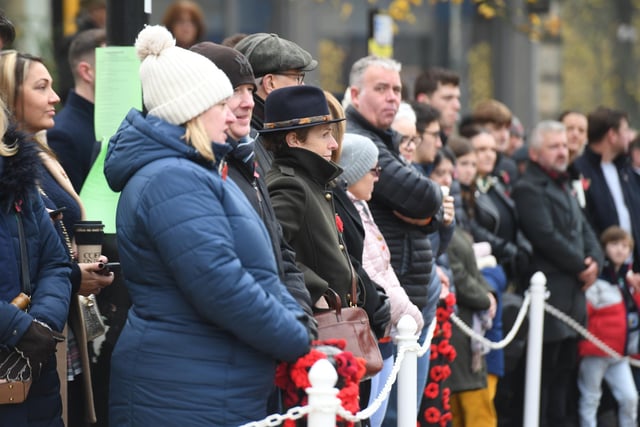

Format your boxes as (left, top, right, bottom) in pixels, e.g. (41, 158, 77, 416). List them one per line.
(235, 33, 317, 175)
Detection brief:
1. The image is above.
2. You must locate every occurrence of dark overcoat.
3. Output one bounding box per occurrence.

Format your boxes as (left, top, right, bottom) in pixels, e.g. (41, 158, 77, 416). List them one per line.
(512, 162, 603, 342)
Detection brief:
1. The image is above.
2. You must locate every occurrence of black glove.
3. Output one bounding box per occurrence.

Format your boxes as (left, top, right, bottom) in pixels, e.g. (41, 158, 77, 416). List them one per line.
(0, 349, 30, 381)
(15, 321, 64, 381)
(370, 290, 391, 339)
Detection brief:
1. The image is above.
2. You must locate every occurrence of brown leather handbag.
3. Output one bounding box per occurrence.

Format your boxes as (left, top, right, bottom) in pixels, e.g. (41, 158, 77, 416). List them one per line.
(314, 269, 383, 380)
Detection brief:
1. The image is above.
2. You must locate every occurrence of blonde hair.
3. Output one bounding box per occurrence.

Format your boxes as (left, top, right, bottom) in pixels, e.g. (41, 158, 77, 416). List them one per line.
(0, 50, 54, 156)
(184, 116, 215, 162)
(0, 100, 17, 157)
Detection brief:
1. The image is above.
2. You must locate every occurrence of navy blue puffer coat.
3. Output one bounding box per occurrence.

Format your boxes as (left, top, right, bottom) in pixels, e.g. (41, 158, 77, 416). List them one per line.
(0, 133, 71, 427)
(104, 110, 310, 427)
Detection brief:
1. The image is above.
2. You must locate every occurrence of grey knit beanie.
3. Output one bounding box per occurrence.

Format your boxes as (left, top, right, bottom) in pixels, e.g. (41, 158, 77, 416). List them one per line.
(135, 25, 233, 125)
(339, 133, 379, 186)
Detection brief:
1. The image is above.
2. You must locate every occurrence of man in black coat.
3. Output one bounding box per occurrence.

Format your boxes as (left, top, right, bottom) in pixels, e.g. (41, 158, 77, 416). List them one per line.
(234, 33, 317, 177)
(345, 55, 443, 427)
(512, 120, 603, 427)
(573, 106, 640, 273)
(189, 42, 316, 339)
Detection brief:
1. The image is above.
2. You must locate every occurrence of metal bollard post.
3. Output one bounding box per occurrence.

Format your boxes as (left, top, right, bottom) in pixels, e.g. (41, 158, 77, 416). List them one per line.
(523, 271, 547, 427)
(306, 358, 341, 427)
(396, 314, 419, 427)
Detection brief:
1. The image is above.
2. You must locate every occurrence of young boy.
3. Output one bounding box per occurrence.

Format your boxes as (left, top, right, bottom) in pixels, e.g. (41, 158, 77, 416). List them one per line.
(577, 226, 639, 427)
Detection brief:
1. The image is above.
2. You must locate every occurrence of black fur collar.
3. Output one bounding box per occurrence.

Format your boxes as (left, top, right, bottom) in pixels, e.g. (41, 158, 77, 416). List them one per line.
(0, 126, 41, 213)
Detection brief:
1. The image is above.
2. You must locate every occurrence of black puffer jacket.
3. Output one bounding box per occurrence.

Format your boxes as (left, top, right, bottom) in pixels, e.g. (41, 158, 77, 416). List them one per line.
(346, 106, 442, 309)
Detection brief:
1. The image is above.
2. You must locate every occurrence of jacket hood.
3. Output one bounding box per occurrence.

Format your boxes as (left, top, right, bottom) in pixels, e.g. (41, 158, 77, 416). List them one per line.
(105, 109, 230, 192)
(0, 126, 41, 213)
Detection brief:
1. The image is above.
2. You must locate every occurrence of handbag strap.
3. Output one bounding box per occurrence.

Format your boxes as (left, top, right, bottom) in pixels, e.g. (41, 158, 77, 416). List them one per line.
(14, 203, 32, 296)
(346, 259, 357, 307)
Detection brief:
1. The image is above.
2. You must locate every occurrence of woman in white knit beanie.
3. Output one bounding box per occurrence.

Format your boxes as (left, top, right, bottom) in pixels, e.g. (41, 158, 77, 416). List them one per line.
(104, 25, 311, 427)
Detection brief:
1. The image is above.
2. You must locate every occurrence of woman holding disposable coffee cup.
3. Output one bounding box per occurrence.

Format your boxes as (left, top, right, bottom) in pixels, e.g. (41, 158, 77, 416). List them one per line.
(103, 26, 310, 426)
(0, 100, 70, 426)
(0, 49, 113, 426)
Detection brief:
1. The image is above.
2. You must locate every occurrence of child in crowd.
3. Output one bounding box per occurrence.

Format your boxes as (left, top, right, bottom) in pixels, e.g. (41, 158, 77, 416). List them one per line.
(577, 225, 639, 427)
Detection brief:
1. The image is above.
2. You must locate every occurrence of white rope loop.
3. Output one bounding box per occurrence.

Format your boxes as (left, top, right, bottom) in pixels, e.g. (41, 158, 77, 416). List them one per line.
(242, 288, 640, 427)
(449, 292, 532, 350)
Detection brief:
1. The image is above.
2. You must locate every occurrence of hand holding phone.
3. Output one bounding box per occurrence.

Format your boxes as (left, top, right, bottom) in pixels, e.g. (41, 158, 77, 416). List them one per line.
(98, 262, 120, 275)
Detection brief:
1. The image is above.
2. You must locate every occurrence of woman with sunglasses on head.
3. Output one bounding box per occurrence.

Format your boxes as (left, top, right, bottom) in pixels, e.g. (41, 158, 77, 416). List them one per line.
(0, 49, 113, 426)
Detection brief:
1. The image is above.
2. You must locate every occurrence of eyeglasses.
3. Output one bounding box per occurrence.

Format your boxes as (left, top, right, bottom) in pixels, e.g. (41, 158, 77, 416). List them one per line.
(399, 135, 421, 145)
(275, 72, 305, 84)
(369, 166, 382, 177)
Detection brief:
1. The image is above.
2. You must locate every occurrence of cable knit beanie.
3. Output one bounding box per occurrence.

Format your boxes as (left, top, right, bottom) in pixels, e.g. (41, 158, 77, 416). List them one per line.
(339, 133, 379, 186)
(135, 25, 233, 125)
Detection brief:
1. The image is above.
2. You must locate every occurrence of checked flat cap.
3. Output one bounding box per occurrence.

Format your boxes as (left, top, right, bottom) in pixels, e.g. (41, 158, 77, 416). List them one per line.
(235, 33, 317, 78)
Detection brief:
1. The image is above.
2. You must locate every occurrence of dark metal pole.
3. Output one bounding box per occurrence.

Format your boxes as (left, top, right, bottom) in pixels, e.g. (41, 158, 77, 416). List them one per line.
(106, 0, 148, 46)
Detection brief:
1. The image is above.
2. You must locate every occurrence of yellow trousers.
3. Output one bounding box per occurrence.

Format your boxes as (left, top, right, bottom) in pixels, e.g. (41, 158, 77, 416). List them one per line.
(450, 374, 498, 427)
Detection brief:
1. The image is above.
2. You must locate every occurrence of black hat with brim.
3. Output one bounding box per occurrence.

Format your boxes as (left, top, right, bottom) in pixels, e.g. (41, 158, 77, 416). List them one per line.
(258, 85, 345, 134)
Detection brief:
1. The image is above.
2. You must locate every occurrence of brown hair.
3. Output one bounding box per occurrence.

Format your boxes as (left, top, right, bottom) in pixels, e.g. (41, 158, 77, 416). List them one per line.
(324, 91, 345, 162)
(600, 225, 634, 251)
(162, 0, 206, 48)
(472, 99, 512, 127)
(261, 127, 313, 155)
(447, 135, 476, 220)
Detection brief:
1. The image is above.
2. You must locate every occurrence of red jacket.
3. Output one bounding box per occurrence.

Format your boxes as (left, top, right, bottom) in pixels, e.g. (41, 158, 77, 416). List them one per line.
(579, 267, 640, 357)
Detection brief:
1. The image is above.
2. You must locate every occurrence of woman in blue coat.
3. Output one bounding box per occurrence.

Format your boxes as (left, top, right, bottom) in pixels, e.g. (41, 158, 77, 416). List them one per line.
(0, 108, 71, 427)
(104, 26, 310, 427)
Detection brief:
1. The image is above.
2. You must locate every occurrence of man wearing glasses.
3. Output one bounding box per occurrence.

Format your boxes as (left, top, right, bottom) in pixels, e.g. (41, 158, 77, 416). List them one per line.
(235, 33, 317, 174)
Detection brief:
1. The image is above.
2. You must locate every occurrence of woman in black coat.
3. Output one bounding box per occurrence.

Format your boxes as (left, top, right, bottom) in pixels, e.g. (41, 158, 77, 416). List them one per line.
(263, 85, 355, 308)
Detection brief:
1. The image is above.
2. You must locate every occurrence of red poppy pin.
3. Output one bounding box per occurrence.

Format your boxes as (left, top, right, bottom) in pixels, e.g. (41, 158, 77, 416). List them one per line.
(335, 213, 344, 233)
(501, 170, 511, 186)
(581, 177, 591, 191)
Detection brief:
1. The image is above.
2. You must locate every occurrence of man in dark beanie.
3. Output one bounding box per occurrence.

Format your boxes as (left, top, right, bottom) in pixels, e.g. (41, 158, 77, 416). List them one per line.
(190, 43, 317, 359)
(0, 10, 15, 49)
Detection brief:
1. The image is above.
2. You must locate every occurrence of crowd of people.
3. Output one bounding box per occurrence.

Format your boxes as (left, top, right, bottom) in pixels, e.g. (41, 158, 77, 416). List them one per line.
(1, 2, 640, 427)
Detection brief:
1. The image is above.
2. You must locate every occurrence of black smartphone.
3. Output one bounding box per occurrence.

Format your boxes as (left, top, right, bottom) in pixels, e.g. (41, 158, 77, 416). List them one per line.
(98, 262, 120, 276)
(48, 206, 67, 218)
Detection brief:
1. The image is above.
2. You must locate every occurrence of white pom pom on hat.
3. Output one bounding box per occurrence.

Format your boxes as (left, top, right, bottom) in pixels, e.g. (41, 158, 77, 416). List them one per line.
(135, 25, 233, 125)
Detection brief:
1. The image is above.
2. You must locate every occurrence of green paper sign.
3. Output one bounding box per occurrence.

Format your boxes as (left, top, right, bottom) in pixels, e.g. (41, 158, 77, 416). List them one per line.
(80, 46, 141, 233)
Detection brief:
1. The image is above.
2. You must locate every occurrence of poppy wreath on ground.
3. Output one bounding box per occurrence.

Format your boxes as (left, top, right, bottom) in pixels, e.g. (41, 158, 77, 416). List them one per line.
(275, 339, 366, 427)
(419, 294, 456, 427)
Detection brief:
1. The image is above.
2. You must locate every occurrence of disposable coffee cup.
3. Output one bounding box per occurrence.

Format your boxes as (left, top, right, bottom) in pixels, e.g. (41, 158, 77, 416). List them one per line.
(74, 221, 104, 263)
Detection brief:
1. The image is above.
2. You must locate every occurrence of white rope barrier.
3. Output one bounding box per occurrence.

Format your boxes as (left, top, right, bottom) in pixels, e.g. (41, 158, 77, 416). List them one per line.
(543, 302, 640, 368)
(242, 275, 640, 427)
(448, 292, 532, 350)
